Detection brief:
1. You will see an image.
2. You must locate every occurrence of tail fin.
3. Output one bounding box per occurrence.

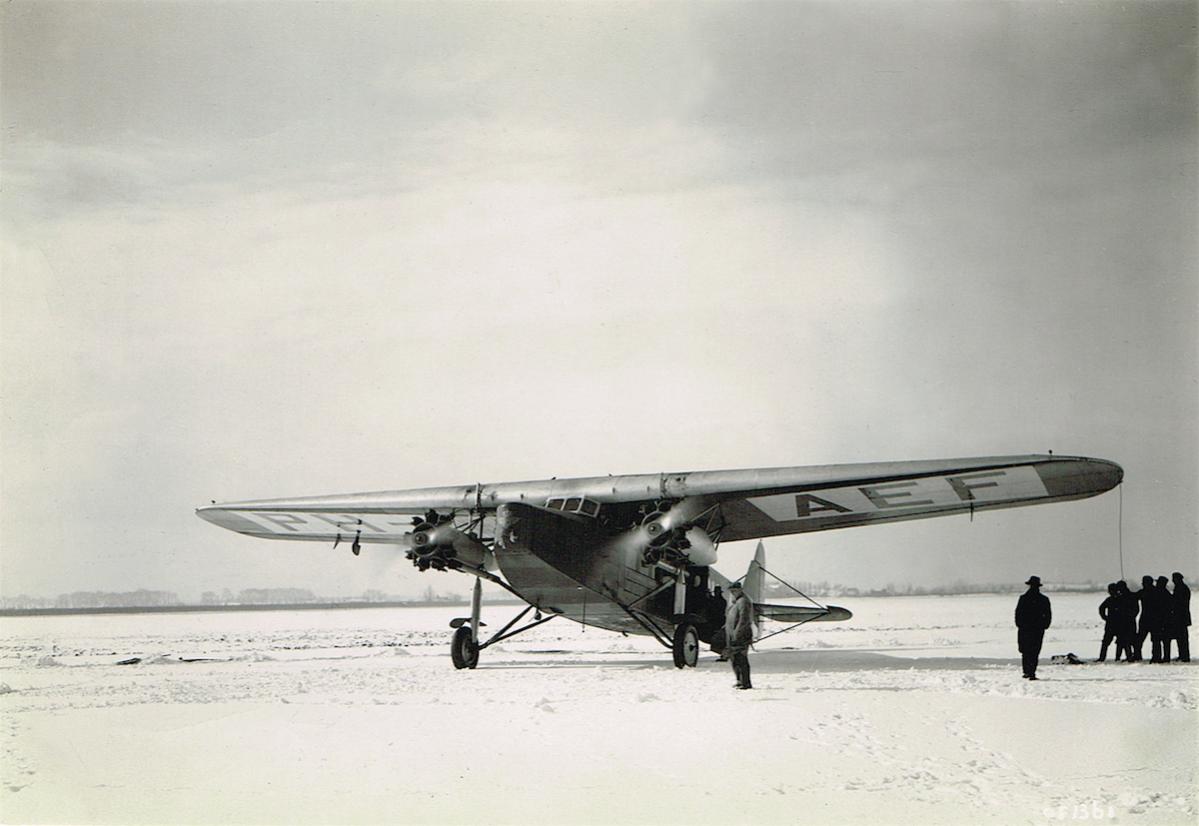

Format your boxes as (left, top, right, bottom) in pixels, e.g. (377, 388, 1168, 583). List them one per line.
(744, 541, 766, 604)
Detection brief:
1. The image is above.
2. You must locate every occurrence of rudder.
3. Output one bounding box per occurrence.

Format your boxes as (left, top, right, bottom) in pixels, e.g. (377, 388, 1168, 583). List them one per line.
(744, 541, 766, 605)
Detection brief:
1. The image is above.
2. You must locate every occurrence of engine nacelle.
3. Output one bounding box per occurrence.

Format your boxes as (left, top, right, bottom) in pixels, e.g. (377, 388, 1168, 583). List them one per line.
(640, 525, 717, 567)
(405, 524, 489, 572)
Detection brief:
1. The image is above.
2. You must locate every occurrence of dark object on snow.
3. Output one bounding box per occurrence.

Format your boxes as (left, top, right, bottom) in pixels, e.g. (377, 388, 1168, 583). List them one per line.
(1050, 653, 1085, 665)
(116, 657, 142, 665)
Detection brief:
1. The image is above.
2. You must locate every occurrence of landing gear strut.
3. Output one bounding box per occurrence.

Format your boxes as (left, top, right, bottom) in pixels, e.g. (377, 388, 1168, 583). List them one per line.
(451, 579, 484, 670)
(448, 574, 557, 669)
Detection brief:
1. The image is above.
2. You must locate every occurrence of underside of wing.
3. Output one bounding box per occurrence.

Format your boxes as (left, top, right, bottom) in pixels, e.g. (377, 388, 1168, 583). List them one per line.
(708, 455, 1121, 542)
(195, 485, 487, 544)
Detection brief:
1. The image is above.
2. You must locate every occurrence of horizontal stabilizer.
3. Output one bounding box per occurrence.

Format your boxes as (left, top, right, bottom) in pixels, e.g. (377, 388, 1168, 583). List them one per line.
(755, 603, 852, 623)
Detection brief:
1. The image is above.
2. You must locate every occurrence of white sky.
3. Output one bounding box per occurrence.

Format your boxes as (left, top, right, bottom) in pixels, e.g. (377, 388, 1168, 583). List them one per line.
(2, 1, 1195, 601)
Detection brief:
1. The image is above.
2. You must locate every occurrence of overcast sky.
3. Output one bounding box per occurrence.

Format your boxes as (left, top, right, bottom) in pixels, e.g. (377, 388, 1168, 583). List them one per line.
(2, 1, 1195, 602)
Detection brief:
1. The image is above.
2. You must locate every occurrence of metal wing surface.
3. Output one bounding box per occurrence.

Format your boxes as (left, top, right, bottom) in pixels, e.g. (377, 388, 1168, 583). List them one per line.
(195, 484, 490, 545)
(196, 454, 1120, 546)
(700, 455, 1122, 542)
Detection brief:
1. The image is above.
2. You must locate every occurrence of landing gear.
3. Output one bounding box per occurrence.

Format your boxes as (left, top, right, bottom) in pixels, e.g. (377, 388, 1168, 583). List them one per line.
(446, 575, 558, 669)
(451, 626, 479, 669)
(672, 622, 699, 668)
(452, 578, 483, 670)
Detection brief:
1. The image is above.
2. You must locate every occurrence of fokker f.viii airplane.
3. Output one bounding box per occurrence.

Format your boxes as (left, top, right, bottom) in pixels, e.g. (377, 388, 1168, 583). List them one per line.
(197, 454, 1121, 670)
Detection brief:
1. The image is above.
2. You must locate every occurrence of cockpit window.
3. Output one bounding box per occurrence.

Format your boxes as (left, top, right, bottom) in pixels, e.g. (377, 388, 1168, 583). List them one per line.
(544, 497, 600, 517)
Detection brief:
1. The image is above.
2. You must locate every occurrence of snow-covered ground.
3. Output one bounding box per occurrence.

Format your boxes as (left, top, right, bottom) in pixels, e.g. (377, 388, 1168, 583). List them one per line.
(1, 594, 1194, 825)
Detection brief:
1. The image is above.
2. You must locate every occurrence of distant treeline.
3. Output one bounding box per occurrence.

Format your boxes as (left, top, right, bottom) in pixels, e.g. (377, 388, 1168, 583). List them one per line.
(763, 580, 1108, 598)
(0, 586, 460, 612)
(0, 599, 482, 618)
(3, 581, 1113, 615)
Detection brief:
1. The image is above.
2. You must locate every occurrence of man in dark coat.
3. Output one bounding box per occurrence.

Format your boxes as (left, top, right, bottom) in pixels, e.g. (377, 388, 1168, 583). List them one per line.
(1135, 575, 1157, 661)
(724, 581, 755, 689)
(1170, 572, 1191, 662)
(1015, 575, 1052, 679)
(1097, 583, 1122, 662)
(1115, 581, 1139, 661)
(1154, 576, 1175, 662)
(709, 586, 728, 660)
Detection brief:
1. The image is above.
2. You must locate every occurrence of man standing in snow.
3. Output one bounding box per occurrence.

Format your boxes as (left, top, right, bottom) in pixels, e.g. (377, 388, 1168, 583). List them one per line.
(1170, 572, 1191, 662)
(725, 581, 754, 690)
(1015, 575, 1052, 680)
(1115, 581, 1139, 661)
(710, 586, 729, 661)
(1097, 583, 1122, 662)
(1153, 576, 1174, 662)
(1135, 575, 1157, 661)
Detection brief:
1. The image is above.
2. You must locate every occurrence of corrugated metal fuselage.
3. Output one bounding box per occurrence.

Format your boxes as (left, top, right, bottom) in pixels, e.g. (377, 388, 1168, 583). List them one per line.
(492, 503, 716, 638)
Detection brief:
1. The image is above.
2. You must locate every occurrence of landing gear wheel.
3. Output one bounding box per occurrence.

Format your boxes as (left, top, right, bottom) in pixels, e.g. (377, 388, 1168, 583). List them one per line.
(451, 626, 479, 670)
(672, 623, 699, 668)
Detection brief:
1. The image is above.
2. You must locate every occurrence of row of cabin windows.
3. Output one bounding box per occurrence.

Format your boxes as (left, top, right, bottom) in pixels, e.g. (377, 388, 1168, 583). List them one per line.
(544, 497, 600, 517)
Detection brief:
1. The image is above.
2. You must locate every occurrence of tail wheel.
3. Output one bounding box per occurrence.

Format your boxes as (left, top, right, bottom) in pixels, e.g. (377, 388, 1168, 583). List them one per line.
(451, 626, 479, 670)
(672, 623, 699, 668)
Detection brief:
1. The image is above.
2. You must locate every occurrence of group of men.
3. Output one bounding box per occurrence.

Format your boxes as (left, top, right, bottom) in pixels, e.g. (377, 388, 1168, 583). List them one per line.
(1097, 572, 1191, 663)
(1016, 572, 1192, 680)
(723, 572, 1192, 686)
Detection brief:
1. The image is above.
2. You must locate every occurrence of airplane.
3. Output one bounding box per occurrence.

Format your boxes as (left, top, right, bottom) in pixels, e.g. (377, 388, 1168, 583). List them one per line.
(197, 454, 1122, 670)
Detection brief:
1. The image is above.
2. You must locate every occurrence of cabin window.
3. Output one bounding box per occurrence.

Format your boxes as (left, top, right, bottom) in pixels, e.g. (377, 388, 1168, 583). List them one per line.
(544, 497, 600, 516)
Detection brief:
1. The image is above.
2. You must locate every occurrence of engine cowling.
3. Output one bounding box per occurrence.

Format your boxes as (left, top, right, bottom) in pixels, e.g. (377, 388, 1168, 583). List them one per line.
(640, 525, 717, 567)
(630, 499, 718, 568)
(405, 521, 490, 572)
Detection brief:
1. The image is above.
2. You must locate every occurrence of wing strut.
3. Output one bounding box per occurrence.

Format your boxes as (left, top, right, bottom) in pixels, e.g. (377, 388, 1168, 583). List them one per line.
(476, 604, 557, 650)
(752, 567, 838, 645)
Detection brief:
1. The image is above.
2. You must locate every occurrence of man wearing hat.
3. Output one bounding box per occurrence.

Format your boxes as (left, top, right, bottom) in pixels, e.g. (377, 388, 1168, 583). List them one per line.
(1170, 572, 1191, 663)
(1015, 575, 1052, 679)
(724, 580, 755, 689)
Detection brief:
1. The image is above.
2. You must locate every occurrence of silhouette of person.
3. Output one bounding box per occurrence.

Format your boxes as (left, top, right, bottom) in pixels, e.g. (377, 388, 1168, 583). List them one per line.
(1154, 576, 1174, 662)
(1015, 575, 1052, 679)
(710, 586, 728, 660)
(1135, 575, 1156, 661)
(1098, 583, 1122, 662)
(724, 581, 754, 689)
(1170, 572, 1191, 662)
(1115, 580, 1138, 661)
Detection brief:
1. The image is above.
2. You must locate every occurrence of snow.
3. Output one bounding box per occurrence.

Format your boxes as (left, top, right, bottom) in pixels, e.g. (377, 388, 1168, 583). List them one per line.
(1, 594, 1195, 825)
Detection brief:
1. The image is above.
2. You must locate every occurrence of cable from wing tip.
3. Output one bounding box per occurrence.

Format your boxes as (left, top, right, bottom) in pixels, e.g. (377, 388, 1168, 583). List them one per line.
(1118, 481, 1124, 581)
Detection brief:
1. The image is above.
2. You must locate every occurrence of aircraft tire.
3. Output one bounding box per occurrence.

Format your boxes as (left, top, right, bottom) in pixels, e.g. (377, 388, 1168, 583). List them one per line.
(451, 626, 479, 670)
(672, 623, 699, 669)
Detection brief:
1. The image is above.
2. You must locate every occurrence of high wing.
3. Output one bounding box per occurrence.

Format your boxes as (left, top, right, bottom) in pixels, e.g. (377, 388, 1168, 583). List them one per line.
(696, 454, 1122, 541)
(196, 454, 1121, 545)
